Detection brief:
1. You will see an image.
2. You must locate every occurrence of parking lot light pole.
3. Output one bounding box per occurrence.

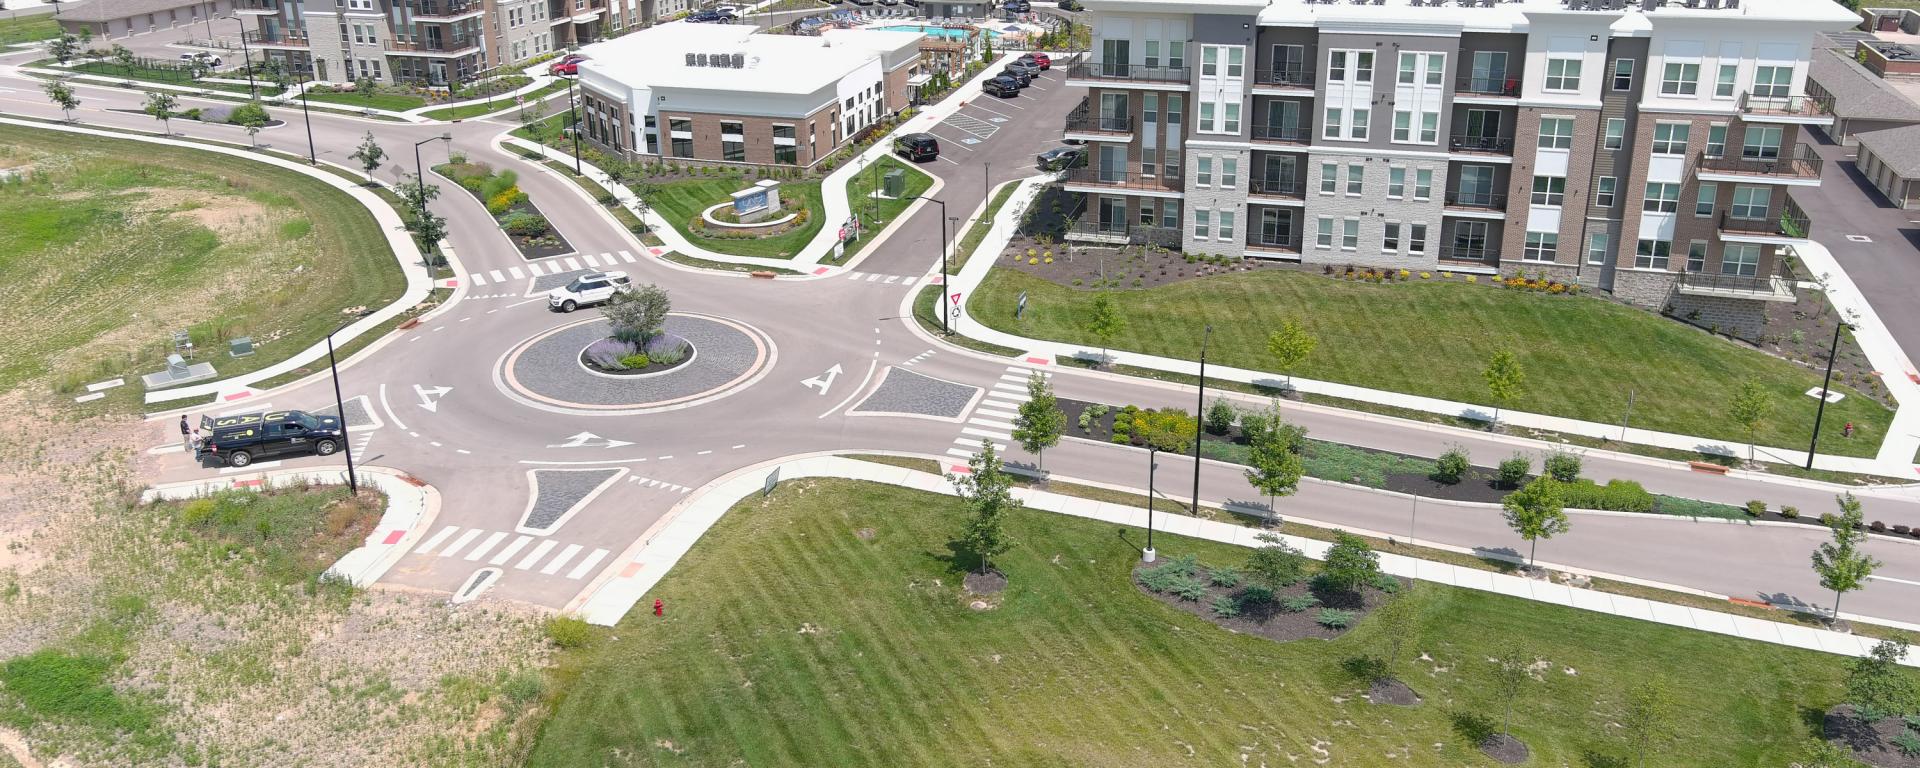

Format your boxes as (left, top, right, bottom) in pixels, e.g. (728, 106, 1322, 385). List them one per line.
(1143, 445, 1158, 563)
(326, 324, 358, 495)
(1806, 320, 1853, 469)
(564, 74, 583, 174)
(234, 18, 258, 98)
(413, 132, 451, 208)
(1191, 324, 1210, 516)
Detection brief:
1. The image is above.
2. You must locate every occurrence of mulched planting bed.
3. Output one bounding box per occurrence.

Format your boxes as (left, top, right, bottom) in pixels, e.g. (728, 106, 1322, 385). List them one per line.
(1825, 704, 1920, 768)
(1479, 733, 1531, 764)
(1132, 557, 1405, 644)
(434, 161, 573, 260)
(1366, 677, 1421, 706)
(963, 569, 1008, 596)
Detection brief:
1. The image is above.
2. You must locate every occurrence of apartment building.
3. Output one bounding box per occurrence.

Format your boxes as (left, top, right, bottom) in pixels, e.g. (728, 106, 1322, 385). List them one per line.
(1063, 0, 1856, 336)
(572, 23, 925, 167)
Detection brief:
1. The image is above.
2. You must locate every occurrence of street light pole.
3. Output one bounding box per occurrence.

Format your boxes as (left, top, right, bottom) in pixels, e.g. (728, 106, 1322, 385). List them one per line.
(1806, 320, 1851, 469)
(413, 132, 450, 204)
(1190, 324, 1210, 516)
(326, 326, 358, 495)
(909, 195, 950, 332)
(234, 18, 258, 98)
(297, 69, 316, 163)
(1143, 445, 1158, 562)
(564, 74, 583, 174)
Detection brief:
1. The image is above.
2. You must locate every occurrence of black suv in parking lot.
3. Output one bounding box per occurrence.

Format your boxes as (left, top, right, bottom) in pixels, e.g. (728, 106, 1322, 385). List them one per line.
(195, 409, 345, 468)
(983, 75, 1021, 97)
(894, 133, 940, 162)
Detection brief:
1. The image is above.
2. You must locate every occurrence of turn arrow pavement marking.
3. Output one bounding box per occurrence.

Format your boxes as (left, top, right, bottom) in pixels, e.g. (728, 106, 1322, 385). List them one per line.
(800, 364, 844, 395)
(547, 431, 637, 449)
(413, 384, 452, 413)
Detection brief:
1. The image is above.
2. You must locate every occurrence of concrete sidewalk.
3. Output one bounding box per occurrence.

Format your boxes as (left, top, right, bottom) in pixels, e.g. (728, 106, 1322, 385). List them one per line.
(572, 453, 1918, 667)
(939, 174, 1920, 479)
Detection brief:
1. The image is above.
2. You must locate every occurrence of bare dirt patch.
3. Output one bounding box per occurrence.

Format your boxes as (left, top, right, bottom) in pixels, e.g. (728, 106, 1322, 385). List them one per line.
(1366, 677, 1422, 706)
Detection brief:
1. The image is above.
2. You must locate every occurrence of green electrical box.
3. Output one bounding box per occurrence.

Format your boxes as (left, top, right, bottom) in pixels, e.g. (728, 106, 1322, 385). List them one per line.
(883, 169, 905, 198)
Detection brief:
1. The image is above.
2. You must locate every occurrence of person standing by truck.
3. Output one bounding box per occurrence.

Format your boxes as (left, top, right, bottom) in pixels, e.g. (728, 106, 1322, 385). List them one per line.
(179, 415, 193, 452)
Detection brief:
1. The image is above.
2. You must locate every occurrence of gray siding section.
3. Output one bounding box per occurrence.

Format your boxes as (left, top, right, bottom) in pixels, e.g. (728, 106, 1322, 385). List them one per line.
(1314, 31, 1460, 152)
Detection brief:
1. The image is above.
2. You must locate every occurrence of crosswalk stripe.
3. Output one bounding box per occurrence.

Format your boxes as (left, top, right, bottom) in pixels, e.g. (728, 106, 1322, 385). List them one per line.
(946, 447, 976, 458)
(541, 544, 584, 575)
(866, 273, 881, 282)
(618, 250, 636, 262)
(883, 276, 900, 284)
(563, 257, 582, 271)
(975, 407, 1018, 421)
(583, 253, 602, 267)
(962, 426, 1014, 441)
(488, 269, 506, 282)
(982, 399, 1023, 411)
(970, 418, 1016, 431)
(508, 266, 525, 279)
(464, 531, 508, 561)
(415, 525, 459, 554)
(470, 273, 489, 286)
(566, 548, 610, 580)
(901, 276, 917, 286)
(490, 535, 533, 566)
(999, 374, 1030, 385)
(847, 272, 866, 280)
(528, 262, 546, 276)
(992, 383, 1025, 394)
(516, 539, 558, 570)
(438, 528, 484, 558)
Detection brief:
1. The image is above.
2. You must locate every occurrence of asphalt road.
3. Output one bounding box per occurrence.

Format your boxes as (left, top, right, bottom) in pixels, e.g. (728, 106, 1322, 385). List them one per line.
(8, 45, 1920, 627)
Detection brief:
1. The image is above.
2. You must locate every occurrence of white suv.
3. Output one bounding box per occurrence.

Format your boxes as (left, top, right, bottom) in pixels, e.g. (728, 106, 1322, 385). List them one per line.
(547, 271, 633, 312)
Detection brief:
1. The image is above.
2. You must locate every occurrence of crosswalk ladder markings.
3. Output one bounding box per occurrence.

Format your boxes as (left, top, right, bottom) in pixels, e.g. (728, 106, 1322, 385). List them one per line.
(541, 544, 584, 575)
(516, 539, 558, 570)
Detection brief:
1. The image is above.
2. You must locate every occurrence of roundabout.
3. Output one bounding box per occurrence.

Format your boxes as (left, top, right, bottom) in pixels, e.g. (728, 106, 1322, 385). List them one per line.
(495, 312, 775, 415)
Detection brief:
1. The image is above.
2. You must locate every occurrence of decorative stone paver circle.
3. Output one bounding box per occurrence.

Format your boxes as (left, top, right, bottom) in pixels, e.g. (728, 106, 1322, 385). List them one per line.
(496, 312, 774, 414)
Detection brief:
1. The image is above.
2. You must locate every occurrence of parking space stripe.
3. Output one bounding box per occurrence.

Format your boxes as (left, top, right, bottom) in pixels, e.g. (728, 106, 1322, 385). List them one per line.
(415, 525, 459, 554)
(566, 548, 610, 580)
(515, 540, 558, 570)
(438, 528, 484, 558)
(464, 531, 508, 561)
(490, 535, 533, 566)
(541, 544, 584, 575)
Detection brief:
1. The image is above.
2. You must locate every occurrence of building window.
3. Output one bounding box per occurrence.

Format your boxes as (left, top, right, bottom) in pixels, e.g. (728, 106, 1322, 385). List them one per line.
(1706, 124, 1728, 158)
(1388, 167, 1405, 198)
(1753, 65, 1792, 99)
(1197, 156, 1212, 186)
(1635, 238, 1672, 269)
(1140, 204, 1158, 226)
(1651, 123, 1690, 155)
(1346, 164, 1363, 195)
(1603, 118, 1625, 150)
(1384, 222, 1401, 251)
(1218, 210, 1236, 240)
(1524, 232, 1557, 262)
(1161, 200, 1178, 227)
(1327, 49, 1373, 84)
(1223, 102, 1240, 133)
(1530, 175, 1565, 206)
(1643, 182, 1680, 213)
(1612, 58, 1634, 91)
(1731, 186, 1771, 219)
(1695, 184, 1717, 216)
(1328, 50, 1347, 82)
(1660, 62, 1700, 96)
(1420, 112, 1438, 143)
(1351, 109, 1369, 140)
(1722, 243, 1761, 276)
(1426, 54, 1445, 85)
(1742, 126, 1782, 159)
(1193, 208, 1211, 239)
(1316, 216, 1334, 248)
(1398, 53, 1416, 85)
(1319, 162, 1338, 195)
(1714, 63, 1738, 98)
(1538, 117, 1573, 149)
(1409, 224, 1427, 254)
(1323, 108, 1342, 139)
(1686, 240, 1708, 273)
(1587, 232, 1610, 265)
(721, 121, 745, 161)
(775, 145, 796, 164)
(1393, 110, 1412, 142)
(1414, 170, 1432, 200)
(1595, 176, 1616, 208)
(1545, 57, 1582, 91)
(1341, 218, 1359, 250)
(1221, 158, 1237, 188)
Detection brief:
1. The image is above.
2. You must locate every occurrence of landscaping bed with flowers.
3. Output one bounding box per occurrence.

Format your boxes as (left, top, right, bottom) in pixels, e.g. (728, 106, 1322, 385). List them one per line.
(580, 333, 693, 376)
(434, 157, 572, 260)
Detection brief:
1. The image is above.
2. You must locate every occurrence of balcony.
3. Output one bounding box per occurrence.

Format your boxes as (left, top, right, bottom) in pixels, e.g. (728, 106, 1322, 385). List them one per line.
(1251, 67, 1313, 92)
(1695, 144, 1823, 185)
(1737, 91, 1835, 126)
(1064, 61, 1191, 90)
(1676, 272, 1797, 302)
(1438, 245, 1500, 269)
(1444, 191, 1507, 216)
(235, 0, 280, 14)
(1065, 219, 1181, 247)
(1248, 178, 1304, 201)
(1251, 124, 1309, 146)
(1449, 134, 1513, 156)
(1719, 201, 1812, 244)
(242, 29, 309, 47)
(1455, 75, 1520, 99)
(1062, 168, 1183, 197)
(411, 0, 485, 19)
(386, 37, 484, 57)
(1064, 105, 1134, 141)
(1245, 233, 1302, 258)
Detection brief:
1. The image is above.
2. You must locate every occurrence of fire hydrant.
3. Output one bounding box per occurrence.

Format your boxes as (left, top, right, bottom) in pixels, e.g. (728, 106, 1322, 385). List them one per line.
(654, 599, 664, 617)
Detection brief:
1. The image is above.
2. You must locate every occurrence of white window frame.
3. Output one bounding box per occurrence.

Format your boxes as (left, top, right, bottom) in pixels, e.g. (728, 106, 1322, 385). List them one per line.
(1538, 117, 1573, 150)
(1523, 232, 1558, 262)
(1545, 57, 1582, 92)
(1661, 61, 1700, 96)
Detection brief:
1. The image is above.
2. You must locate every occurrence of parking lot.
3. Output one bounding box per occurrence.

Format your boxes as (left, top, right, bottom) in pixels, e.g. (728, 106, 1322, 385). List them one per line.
(920, 60, 1077, 168)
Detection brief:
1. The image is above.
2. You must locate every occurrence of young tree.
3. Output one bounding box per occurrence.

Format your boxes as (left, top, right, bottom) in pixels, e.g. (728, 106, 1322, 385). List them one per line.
(1204, 397, 1236, 436)
(231, 100, 270, 148)
(950, 440, 1019, 575)
(348, 131, 386, 184)
(1011, 372, 1064, 479)
(1483, 350, 1526, 426)
(1243, 532, 1308, 596)
(1319, 532, 1381, 594)
(1812, 493, 1881, 625)
(1728, 380, 1775, 465)
(1369, 596, 1420, 679)
(1501, 477, 1569, 566)
(1085, 291, 1123, 368)
(1490, 642, 1535, 745)
(42, 80, 79, 121)
(603, 283, 671, 344)
(47, 34, 78, 64)
(356, 75, 380, 108)
(1265, 319, 1316, 389)
(1243, 404, 1305, 512)
(1846, 638, 1919, 718)
(142, 90, 176, 135)
(411, 209, 448, 263)
(78, 27, 91, 48)
(1620, 679, 1677, 768)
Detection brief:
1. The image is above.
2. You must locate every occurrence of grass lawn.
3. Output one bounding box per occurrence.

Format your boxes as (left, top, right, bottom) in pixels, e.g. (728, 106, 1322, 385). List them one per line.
(65, 60, 265, 95)
(419, 78, 568, 121)
(297, 87, 427, 112)
(0, 123, 407, 411)
(530, 478, 1871, 766)
(971, 269, 1892, 457)
(647, 174, 826, 259)
(843, 155, 933, 261)
(0, 14, 59, 45)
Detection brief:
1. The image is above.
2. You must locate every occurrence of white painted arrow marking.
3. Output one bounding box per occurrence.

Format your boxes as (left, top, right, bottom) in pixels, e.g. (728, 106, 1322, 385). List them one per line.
(547, 431, 636, 449)
(413, 384, 452, 412)
(800, 363, 844, 395)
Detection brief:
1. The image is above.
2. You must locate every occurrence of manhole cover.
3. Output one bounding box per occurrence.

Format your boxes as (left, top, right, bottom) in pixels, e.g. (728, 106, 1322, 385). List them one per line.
(1847, 235, 1873, 243)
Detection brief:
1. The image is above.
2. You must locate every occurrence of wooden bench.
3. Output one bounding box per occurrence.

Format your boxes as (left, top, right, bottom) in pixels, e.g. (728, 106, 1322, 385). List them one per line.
(1687, 461, 1731, 475)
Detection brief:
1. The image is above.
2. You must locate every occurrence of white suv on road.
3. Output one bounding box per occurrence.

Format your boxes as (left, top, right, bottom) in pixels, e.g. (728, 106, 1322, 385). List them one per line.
(547, 271, 633, 312)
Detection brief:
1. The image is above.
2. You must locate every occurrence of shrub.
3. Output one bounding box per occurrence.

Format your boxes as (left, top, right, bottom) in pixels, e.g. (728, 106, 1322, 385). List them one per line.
(1899, 731, 1920, 758)
(1240, 584, 1274, 604)
(479, 168, 518, 200)
(619, 353, 651, 369)
(1746, 500, 1767, 518)
(584, 338, 636, 370)
(1432, 446, 1470, 485)
(1278, 594, 1321, 613)
(1204, 398, 1236, 435)
(1110, 433, 1131, 444)
(1210, 595, 1241, 618)
(1316, 608, 1359, 629)
(500, 210, 550, 237)
(1497, 454, 1530, 488)
(502, 672, 546, 707)
(1168, 575, 1208, 601)
(1369, 572, 1400, 593)
(644, 334, 688, 365)
(1780, 506, 1800, 519)
(1557, 479, 1656, 514)
(1207, 565, 1243, 588)
(1543, 450, 1581, 482)
(487, 185, 528, 216)
(1872, 520, 1888, 533)
(544, 616, 593, 648)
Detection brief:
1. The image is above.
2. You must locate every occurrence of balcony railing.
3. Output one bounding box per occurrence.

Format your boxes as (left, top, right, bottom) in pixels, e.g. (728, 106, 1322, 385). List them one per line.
(1439, 245, 1499, 265)
(1456, 75, 1520, 97)
(1449, 134, 1513, 154)
(1445, 191, 1507, 210)
(1065, 219, 1181, 247)
(1245, 234, 1302, 254)
(1249, 178, 1304, 199)
(234, 0, 281, 11)
(387, 37, 483, 54)
(1252, 67, 1313, 89)
(1719, 205, 1811, 239)
(1064, 107, 1134, 135)
(1065, 61, 1191, 85)
(411, 0, 482, 16)
(1062, 168, 1182, 192)
(1250, 124, 1309, 145)
(242, 29, 308, 45)
(1677, 272, 1796, 301)
(1696, 144, 1822, 179)
(1738, 91, 1833, 119)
